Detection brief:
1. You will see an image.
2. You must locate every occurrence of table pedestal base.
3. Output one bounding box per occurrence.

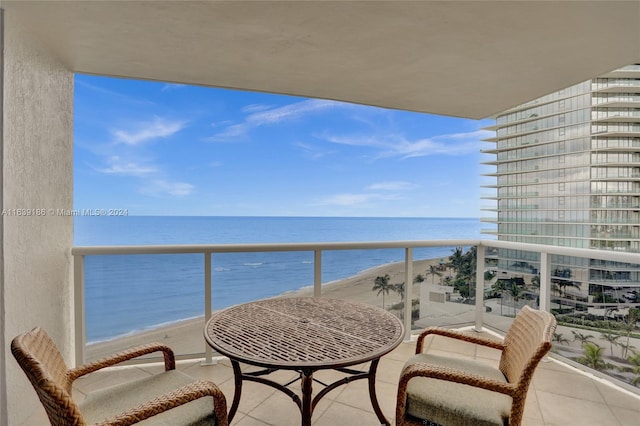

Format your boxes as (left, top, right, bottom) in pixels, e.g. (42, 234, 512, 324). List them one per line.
(227, 359, 389, 426)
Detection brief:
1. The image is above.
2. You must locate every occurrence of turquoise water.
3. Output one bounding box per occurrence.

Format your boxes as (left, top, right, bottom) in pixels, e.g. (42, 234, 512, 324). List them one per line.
(75, 216, 482, 342)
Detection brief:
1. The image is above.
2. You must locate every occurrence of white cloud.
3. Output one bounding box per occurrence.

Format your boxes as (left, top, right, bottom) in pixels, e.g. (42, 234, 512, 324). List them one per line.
(210, 99, 348, 141)
(95, 156, 158, 177)
(112, 117, 187, 145)
(324, 129, 492, 159)
(95, 156, 195, 198)
(140, 179, 195, 197)
(319, 193, 381, 206)
(245, 99, 341, 126)
(294, 141, 335, 159)
(75, 79, 156, 106)
(318, 192, 402, 207)
(161, 83, 186, 92)
(241, 103, 273, 113)
(366, 181, 418, 191)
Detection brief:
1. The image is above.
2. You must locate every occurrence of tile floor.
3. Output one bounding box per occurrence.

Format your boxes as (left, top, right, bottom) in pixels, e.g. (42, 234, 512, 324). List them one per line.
(21, 332, 640, 425)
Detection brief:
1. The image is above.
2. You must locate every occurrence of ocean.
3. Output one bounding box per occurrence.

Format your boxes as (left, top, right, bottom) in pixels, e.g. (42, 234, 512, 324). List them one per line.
(74, 216, 482, 343)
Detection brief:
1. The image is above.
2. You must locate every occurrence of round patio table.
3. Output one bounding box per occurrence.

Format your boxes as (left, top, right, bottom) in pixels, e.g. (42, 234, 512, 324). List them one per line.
(204, 296, 404, 426)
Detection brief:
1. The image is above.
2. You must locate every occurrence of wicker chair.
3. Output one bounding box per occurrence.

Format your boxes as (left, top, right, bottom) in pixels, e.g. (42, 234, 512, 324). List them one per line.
(11, 327, 228, 426)
(396, 305, 556, 426)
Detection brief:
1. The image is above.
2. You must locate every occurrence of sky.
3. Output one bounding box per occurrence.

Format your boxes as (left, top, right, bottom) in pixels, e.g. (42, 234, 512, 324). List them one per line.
(74, 74, 494, 217)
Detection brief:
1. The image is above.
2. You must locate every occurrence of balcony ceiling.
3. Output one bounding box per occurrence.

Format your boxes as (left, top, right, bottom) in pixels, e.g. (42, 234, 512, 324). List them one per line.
(5, 1, 640, 119)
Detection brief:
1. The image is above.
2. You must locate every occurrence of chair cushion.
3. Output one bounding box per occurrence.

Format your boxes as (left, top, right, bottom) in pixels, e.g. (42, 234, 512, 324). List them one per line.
(80, 370, 219, 425)
(403, 353, 512, 426)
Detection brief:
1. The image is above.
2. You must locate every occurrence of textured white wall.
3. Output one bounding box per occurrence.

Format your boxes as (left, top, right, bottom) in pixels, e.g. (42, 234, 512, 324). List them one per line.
(2, 12, 73, 425)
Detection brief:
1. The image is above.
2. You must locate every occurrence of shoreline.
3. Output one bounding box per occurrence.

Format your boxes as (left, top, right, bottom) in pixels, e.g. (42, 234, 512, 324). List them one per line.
(86, 257, 446, 360)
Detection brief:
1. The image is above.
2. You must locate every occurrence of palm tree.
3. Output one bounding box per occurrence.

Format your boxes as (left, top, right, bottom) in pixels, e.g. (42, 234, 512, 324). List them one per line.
(426, 264, 442, 285)
(530, 274, 540, 289)
(571, 330, 595, 347)
(578, 343, 606, 371)
(627, 351, 640, 386)
(448, 246, 465, 274)
(491, 279, 508, 316)
(553, 333, 569, 345)
(372, 274, 392, 309)
(622, 308, 639, 358)
(600, 331, 621, 358)
(508, 281, 523, 316)
(393, 282, 406, 319)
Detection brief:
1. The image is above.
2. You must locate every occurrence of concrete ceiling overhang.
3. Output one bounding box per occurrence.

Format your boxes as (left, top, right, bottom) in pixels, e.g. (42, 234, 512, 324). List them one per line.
(4, 1, 640, 119)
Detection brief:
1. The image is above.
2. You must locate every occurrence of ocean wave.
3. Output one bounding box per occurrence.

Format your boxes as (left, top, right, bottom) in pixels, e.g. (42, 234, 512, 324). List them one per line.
(244, 262, 263, 266)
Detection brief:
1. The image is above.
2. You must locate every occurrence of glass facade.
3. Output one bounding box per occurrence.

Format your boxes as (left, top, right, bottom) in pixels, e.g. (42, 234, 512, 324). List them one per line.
(482, 64, 640, 314)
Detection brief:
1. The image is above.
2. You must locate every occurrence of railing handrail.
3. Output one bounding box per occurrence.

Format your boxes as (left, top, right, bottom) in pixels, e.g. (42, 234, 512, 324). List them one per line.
(71, 239, 481, 255)
(72, 239, 640, 264)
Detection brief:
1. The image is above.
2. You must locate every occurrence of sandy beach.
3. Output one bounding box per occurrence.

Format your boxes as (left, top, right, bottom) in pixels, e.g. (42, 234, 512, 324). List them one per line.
(86, 257, 446, 360)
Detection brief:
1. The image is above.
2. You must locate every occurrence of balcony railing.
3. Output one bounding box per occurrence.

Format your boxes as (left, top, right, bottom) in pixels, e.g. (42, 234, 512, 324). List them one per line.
(72, 239, 640, 392)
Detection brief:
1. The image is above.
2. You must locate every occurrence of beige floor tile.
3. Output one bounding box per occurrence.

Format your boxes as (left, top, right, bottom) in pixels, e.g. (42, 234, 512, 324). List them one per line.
(523, 388, 543, 422)
(329, 378, 396, 421)
(376, 356, 405, 385)
(536, 391, 620, 426)
(312, 400, 384, 426)
(533, 368, 606, 403)
(233, 414, 271, 426)
(247, 391, 305, 426)
(593, 380, 640, 412)
(610, 406, 640, 426)
(180, 360, 236, 384)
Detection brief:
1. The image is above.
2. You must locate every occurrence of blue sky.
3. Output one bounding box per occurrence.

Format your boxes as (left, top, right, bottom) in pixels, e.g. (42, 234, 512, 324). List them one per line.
(74, 74, 494, 217)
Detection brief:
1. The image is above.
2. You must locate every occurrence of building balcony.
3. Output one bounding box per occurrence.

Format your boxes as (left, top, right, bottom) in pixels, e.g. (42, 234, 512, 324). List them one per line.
(24, 238, 633, 426)
(21, 330, 640, 425)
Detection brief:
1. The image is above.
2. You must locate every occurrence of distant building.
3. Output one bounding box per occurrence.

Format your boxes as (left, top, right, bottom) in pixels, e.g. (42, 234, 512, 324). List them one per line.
(482, 64, 640, 315)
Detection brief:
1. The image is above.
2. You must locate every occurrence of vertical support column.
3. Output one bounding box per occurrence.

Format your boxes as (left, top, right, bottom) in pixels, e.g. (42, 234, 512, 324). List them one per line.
(539, 252, 551, 312)
(313, 250, 321, 297)
(0, 9, 6, 425)
(73, 254, 86, 366)
(403, 248, 413, 341)
(474, 245, 485, 332)
(203, 252, 213, 365)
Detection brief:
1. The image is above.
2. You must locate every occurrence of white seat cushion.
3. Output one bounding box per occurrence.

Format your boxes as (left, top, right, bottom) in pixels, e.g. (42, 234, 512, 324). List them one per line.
(80, 370, 220, 425)
(403, 353, 512, 426)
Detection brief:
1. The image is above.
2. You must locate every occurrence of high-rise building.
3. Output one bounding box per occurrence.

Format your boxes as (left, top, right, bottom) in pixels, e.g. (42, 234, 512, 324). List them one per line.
(482, 64, 640, 315)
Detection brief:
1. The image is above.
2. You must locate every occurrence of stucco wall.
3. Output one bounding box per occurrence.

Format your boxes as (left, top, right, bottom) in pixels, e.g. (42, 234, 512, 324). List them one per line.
(2, 11, 73, 425)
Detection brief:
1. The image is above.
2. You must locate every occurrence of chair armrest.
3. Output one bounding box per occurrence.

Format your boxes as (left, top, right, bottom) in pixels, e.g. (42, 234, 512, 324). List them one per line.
(415, 327, 505, 354)
(398, 361, 516, 397)
(68, 343, 176, 382)
(93, 380, 228, 426)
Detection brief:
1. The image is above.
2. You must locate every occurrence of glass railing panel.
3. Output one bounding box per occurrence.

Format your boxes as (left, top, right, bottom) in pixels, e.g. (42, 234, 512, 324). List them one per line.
(84, 253, 205, 362)
(483, 248, 541, 334)
(412, 245, 479, 331)
(548, 256, 640, 391)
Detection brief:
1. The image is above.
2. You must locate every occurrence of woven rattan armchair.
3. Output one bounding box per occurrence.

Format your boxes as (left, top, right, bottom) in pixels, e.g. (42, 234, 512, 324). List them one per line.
(396, 305, 556, 426)
(11, 327, 228, 426)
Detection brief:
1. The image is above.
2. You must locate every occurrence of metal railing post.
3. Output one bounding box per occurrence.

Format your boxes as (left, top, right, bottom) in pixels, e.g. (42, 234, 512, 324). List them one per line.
(73, 254, 86, 366)
(202, 252, 214, 365)
(539, 252, 551, 312)
(314, 250, 322, 297)
(404, 248, 413, 341)
(474, 244, 485, 332)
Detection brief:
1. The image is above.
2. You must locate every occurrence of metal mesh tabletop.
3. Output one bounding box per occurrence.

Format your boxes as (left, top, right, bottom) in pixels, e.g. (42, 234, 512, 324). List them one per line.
(205, 297, 404, 369)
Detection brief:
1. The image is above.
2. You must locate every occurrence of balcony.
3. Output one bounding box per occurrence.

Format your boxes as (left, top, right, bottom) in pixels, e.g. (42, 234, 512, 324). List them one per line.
(40, 238, 639, 425)
(21, 330, 640, 425)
